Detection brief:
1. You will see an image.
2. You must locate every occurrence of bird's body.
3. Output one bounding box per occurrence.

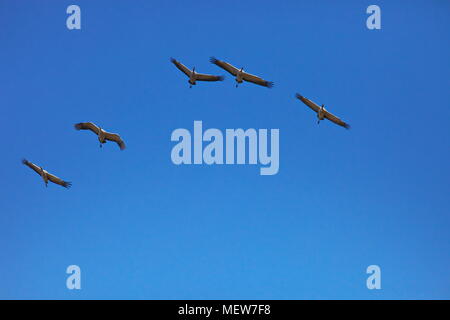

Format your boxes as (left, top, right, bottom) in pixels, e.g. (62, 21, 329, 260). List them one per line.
(317, 106, 326, 122)
(22, 159, 71, 188)
(97, 128, 105, 146)
(74, 122, 126, 150)
(170, 58, 224, 88)
(295, 93, 350, 129)
(235, 69, 244, 85)
(40, 168, 49, 187)
(189, 70, 197, 87)
(210, 57, 273, 88)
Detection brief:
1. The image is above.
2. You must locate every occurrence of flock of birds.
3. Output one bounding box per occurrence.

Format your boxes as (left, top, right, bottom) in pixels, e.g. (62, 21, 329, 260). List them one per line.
(22, 56, 350, 189)
(171, 56, 350, 129)
(22, 122, 126, 188)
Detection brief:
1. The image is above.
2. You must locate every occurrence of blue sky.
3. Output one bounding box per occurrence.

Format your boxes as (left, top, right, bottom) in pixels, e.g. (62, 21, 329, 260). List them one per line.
(0, 0, 449, 299)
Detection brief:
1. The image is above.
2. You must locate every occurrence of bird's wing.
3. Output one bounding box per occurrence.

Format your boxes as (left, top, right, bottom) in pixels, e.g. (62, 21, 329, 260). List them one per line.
(195, 73, 224, 82)
(242, 72, 273, 88)
(22, 159, 41, 176)
(324, 110, 350, 129)
(47, 172, 72, 188)
(74, 122, 100, 135)
(170, 58, 192, 77)
(104, 132, 126, 150)
(209, 57, 239, 76)
(295, 93, 321, 113)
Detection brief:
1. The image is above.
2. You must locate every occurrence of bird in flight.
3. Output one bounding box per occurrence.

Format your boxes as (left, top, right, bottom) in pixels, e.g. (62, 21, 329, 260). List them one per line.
(170, 58, 224, 88)
(295, 93, 350, 129)
(74, 122, 126, 150)
(210, 57, 273, 88)
(22, 159, 72, 188)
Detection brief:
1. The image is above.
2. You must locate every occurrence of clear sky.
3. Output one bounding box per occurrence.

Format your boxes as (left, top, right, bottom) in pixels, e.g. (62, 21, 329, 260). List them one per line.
(0, 0, 449, 299)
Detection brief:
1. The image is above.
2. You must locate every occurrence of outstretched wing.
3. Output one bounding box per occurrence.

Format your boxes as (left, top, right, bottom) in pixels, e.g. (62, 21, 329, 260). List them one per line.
(195, 73, 224, 82)
(242, 72, 273, 88)
(324, 110, 350, 129)
(295, 93, 320, 113)
(170, 58, 192, 77)
(74, 122, 100, 135)
(47, 172, 72, 188)
(210, 57, 239, 76)
(104, 132, 126, 150)
(22, 159, 41, 176)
